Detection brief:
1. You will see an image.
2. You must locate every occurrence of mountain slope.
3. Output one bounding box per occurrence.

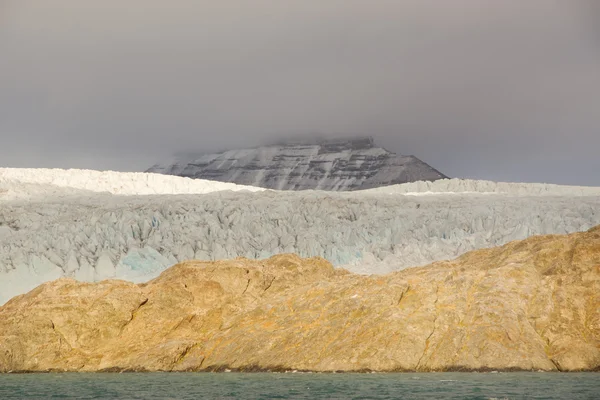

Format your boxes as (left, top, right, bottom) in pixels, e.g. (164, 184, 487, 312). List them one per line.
(147, 137, 447, 190)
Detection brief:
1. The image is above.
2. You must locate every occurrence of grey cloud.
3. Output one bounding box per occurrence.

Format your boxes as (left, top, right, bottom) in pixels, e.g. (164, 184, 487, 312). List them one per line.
(1, 0, 599, 185)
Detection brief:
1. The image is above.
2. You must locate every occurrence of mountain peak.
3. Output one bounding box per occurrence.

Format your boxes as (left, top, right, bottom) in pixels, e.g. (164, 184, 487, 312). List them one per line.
(148, 136, 447, 191)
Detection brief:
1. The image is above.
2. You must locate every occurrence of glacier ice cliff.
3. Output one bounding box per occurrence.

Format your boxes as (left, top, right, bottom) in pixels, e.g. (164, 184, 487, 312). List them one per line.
(1, 168, 600, 304)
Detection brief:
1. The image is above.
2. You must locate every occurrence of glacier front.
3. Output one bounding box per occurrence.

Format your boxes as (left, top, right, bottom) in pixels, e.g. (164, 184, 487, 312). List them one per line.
(1, 168, 600, 305)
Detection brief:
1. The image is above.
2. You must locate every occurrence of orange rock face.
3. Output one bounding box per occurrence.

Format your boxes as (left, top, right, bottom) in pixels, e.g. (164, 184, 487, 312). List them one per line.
(1, 227, 599, 372)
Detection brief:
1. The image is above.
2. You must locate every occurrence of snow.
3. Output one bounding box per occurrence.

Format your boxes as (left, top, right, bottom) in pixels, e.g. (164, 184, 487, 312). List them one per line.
(360, 178, 600, 196)
(0, 168, 265, 197)
(1, 168, 599, 305)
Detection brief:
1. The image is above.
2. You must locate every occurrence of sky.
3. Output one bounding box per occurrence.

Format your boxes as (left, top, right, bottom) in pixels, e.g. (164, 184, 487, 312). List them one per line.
(1, 0, 599, 185)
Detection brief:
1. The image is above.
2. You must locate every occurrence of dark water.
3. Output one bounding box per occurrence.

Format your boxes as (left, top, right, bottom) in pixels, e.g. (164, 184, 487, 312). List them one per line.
(0, 372, 598, 399)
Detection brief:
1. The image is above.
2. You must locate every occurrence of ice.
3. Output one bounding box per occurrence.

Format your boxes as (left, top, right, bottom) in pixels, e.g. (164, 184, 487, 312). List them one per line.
(0, 167, 265, 197)
(1, 168, 599, 304)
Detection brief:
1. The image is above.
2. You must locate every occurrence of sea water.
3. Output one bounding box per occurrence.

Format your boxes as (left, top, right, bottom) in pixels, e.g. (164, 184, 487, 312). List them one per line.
(0, 372, 598, 399)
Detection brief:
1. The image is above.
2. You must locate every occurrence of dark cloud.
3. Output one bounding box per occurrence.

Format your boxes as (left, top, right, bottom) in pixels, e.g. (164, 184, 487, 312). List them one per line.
(1, 0, 599, 185)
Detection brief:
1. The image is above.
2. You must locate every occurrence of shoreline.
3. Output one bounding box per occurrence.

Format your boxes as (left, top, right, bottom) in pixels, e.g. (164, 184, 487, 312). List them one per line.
(4, 366, 600, 374)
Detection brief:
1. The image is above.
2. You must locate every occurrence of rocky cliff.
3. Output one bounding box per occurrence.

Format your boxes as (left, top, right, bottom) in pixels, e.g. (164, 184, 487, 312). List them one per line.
(147, 137, 447, 190)
(1, 227, 599, 373)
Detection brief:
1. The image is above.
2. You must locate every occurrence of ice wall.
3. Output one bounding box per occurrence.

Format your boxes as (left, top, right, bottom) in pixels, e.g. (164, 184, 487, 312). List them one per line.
(1, 179, 599, 304)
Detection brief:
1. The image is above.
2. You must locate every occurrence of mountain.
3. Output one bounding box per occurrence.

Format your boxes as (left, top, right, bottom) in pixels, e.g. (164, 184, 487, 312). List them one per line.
(146, 136, 448, 190)
(2, 227, 599, 372)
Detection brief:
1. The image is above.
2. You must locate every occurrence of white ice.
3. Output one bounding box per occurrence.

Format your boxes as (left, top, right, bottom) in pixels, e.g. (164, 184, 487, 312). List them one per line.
(1, 168, 599, 305)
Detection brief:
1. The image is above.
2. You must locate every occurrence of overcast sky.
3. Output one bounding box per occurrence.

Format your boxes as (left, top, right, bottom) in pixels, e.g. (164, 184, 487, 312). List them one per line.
(1, 0, 599, 185)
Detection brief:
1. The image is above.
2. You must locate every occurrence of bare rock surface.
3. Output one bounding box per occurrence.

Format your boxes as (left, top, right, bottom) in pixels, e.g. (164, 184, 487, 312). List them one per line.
(1, 227, 599, 373)
(147, 137, 447, 190)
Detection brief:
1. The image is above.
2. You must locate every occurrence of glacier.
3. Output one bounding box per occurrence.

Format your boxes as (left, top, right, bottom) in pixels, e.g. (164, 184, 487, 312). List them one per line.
(1, 167, 600, 305)
(0, 168, 265, 197)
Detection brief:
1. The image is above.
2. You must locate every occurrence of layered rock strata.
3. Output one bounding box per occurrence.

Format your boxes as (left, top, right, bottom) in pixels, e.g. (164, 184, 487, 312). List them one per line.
(147, 137, 447, 190)
(1, 227, 599, 372)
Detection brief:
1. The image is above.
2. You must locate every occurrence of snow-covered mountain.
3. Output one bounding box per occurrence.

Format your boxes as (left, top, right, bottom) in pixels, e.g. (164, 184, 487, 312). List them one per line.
(147, 137, 447, 190)
(1, 168, 600, 305)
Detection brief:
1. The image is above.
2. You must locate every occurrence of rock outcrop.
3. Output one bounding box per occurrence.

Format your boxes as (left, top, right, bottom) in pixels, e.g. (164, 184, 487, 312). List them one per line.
(1, 227, 599, 372)
(147, 137, 447, 190)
